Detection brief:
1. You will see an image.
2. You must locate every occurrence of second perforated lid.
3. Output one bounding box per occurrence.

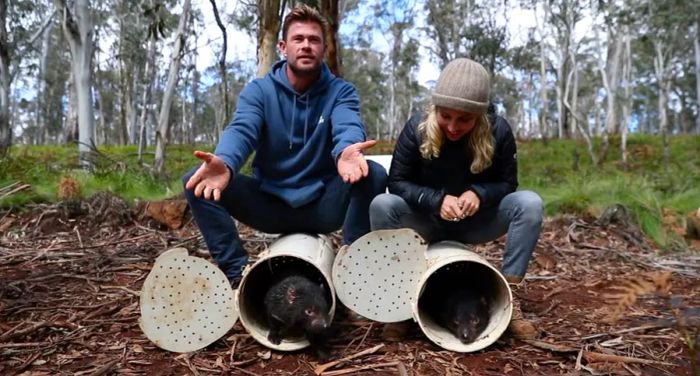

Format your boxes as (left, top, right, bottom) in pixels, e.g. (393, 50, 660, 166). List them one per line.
(332, 229, 428, 323)
(139, 248, 238, 353)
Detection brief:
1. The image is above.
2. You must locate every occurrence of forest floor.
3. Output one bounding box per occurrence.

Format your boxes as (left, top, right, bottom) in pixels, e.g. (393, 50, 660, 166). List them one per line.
(0, 193, 699, 376)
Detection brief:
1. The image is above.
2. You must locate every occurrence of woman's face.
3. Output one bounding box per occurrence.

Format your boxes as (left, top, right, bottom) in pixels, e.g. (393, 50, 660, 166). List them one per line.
(436, 107, 479, 141)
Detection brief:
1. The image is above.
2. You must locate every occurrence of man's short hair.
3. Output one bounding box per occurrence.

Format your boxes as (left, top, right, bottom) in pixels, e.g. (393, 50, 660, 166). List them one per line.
(281, 4, 328, 42)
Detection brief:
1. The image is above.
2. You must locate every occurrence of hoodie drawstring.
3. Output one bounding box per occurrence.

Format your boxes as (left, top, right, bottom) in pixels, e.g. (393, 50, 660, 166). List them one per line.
(303, 96, 309, 145)
(289, 96, 297, 150)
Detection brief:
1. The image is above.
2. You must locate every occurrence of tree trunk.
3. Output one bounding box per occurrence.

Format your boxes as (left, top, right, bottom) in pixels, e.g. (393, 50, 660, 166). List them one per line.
(36, 20, 53, 145)
(0, 0, 10, 157)
(190, 68, 199, 145)
(56, 0, 95, 168)
(564, 48, 597, 166)
(653, 40, 670, 163)
(257, 0, 282, 77)
(154, 0, 191, 176)
(694, 21, 700, 135)
(127, 65, 140, 144)
(64, 70, 79, 143)
(620, 28, 632, 166)
(94, 49, 106, 145)
(598, 31, 622, 135)
(138, 37, 156, 163)
(320, 0, 341, 76)
(534, 4, 549, 141)
(209, 0, 228, 141)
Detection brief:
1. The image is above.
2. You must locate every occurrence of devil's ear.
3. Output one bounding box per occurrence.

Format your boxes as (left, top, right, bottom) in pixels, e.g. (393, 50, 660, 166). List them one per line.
(286, 286, 297, 304)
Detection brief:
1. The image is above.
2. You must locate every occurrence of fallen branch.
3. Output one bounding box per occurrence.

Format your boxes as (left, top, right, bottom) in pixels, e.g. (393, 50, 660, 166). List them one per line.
(521, 339, 578, 353)
(315, 343, 385, 375)
(578, 323, 668, 341)
(99, 285, 141, 296)
(583, 351, 674, 366)
(0, 321, 49, 342)
(524, 339, 675, 367)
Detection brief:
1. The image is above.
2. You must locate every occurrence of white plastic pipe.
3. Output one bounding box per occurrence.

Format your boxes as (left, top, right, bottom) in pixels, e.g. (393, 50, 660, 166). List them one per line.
(236, 233, 337, 351)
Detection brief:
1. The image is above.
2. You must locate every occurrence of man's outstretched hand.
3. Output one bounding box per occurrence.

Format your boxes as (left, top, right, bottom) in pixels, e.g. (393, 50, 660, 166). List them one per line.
(185, 151, 231, 201)
(337, 140, 377, 184)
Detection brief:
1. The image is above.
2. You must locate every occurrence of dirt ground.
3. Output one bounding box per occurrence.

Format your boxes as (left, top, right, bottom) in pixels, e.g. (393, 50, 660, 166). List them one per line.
(1, 196, 699, 376)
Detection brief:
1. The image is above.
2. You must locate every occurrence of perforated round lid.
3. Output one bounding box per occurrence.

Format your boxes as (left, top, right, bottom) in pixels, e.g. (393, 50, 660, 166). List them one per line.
(332, 229, 428, 322)
(139, 248, 238, 353)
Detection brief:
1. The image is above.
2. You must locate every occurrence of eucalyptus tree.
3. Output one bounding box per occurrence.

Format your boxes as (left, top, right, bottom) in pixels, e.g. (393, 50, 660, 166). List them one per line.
(154, 0, 191, 176)
(370, 0, 420, 140)
(507, 33, 542, 138)
(0, 0, 11, 156)
(547, 0, 585, 140)
(694, 20, 700, 134)
(343, 49, 387, 139)
(635, 0, 692, 160)
(423, 0, 475, 68)
(112, 0, 150, 145)
(23, 1, 58, 145)
(208, 0, 229, 139)
(54, 0, 96, 167)
(592, 0, 626, 136)
(0, 0, 39, 156)
(256, 0, 282, 77)
(137, 0, 164, 161)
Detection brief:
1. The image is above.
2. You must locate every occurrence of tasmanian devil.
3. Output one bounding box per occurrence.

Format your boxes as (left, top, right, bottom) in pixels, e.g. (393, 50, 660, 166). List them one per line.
(434, 287, 490, 344)
(263, 274, 332, 360)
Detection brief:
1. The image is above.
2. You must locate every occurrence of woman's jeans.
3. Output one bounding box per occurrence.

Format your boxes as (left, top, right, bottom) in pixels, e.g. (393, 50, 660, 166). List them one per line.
(183, 161, 387, 282)
(369, 191, 544, 279)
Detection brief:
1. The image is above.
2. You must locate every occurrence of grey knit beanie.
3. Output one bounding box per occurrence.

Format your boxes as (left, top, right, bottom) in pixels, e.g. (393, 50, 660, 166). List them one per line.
(432, 58, 490, 114)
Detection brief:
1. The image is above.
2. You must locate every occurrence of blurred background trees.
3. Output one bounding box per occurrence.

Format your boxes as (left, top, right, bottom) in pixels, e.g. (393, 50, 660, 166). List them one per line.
(1, 0, 698, 171)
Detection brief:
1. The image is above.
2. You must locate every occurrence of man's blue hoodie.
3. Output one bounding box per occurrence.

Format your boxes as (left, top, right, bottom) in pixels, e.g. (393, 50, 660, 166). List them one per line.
(214, 60, 367, 208)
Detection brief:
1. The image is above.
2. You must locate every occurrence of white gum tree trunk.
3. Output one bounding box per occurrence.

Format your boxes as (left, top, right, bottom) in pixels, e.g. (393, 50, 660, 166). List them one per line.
(56, 0, 95, 168)
(153, 0, 191, 176)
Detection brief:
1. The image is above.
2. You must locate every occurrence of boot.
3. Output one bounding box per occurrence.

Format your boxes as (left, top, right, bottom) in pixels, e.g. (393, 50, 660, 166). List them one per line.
(506, 276, 538, 340)
(508, 298, 537, 340)
(381, 321, 412, 342)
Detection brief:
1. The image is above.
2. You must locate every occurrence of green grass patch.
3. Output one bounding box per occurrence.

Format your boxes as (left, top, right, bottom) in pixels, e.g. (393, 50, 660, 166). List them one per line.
(1, 135, 698, 250)
(517, 135, 699, 248)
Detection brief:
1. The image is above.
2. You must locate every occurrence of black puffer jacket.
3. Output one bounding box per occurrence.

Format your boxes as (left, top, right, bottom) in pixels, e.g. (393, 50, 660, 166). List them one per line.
(388, 107, 518, 215)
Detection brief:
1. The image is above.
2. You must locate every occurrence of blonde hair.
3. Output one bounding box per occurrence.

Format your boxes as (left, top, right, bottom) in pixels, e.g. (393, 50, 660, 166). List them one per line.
(417, 105, 495, 174)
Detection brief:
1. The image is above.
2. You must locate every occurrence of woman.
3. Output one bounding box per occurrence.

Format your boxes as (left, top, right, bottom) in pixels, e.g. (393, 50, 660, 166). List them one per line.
(369, 58, 543, 341)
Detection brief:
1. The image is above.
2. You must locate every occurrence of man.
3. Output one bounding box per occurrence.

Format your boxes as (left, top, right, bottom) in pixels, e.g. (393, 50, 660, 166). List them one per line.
(182, 5, 387, 286)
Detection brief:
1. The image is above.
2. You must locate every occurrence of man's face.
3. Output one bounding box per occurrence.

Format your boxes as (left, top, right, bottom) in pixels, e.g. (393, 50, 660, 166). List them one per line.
(279, 21, 326, 76)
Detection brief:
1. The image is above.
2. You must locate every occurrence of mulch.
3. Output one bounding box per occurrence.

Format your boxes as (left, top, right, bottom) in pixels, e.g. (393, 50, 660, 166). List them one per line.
(0, 196, 698, 375)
